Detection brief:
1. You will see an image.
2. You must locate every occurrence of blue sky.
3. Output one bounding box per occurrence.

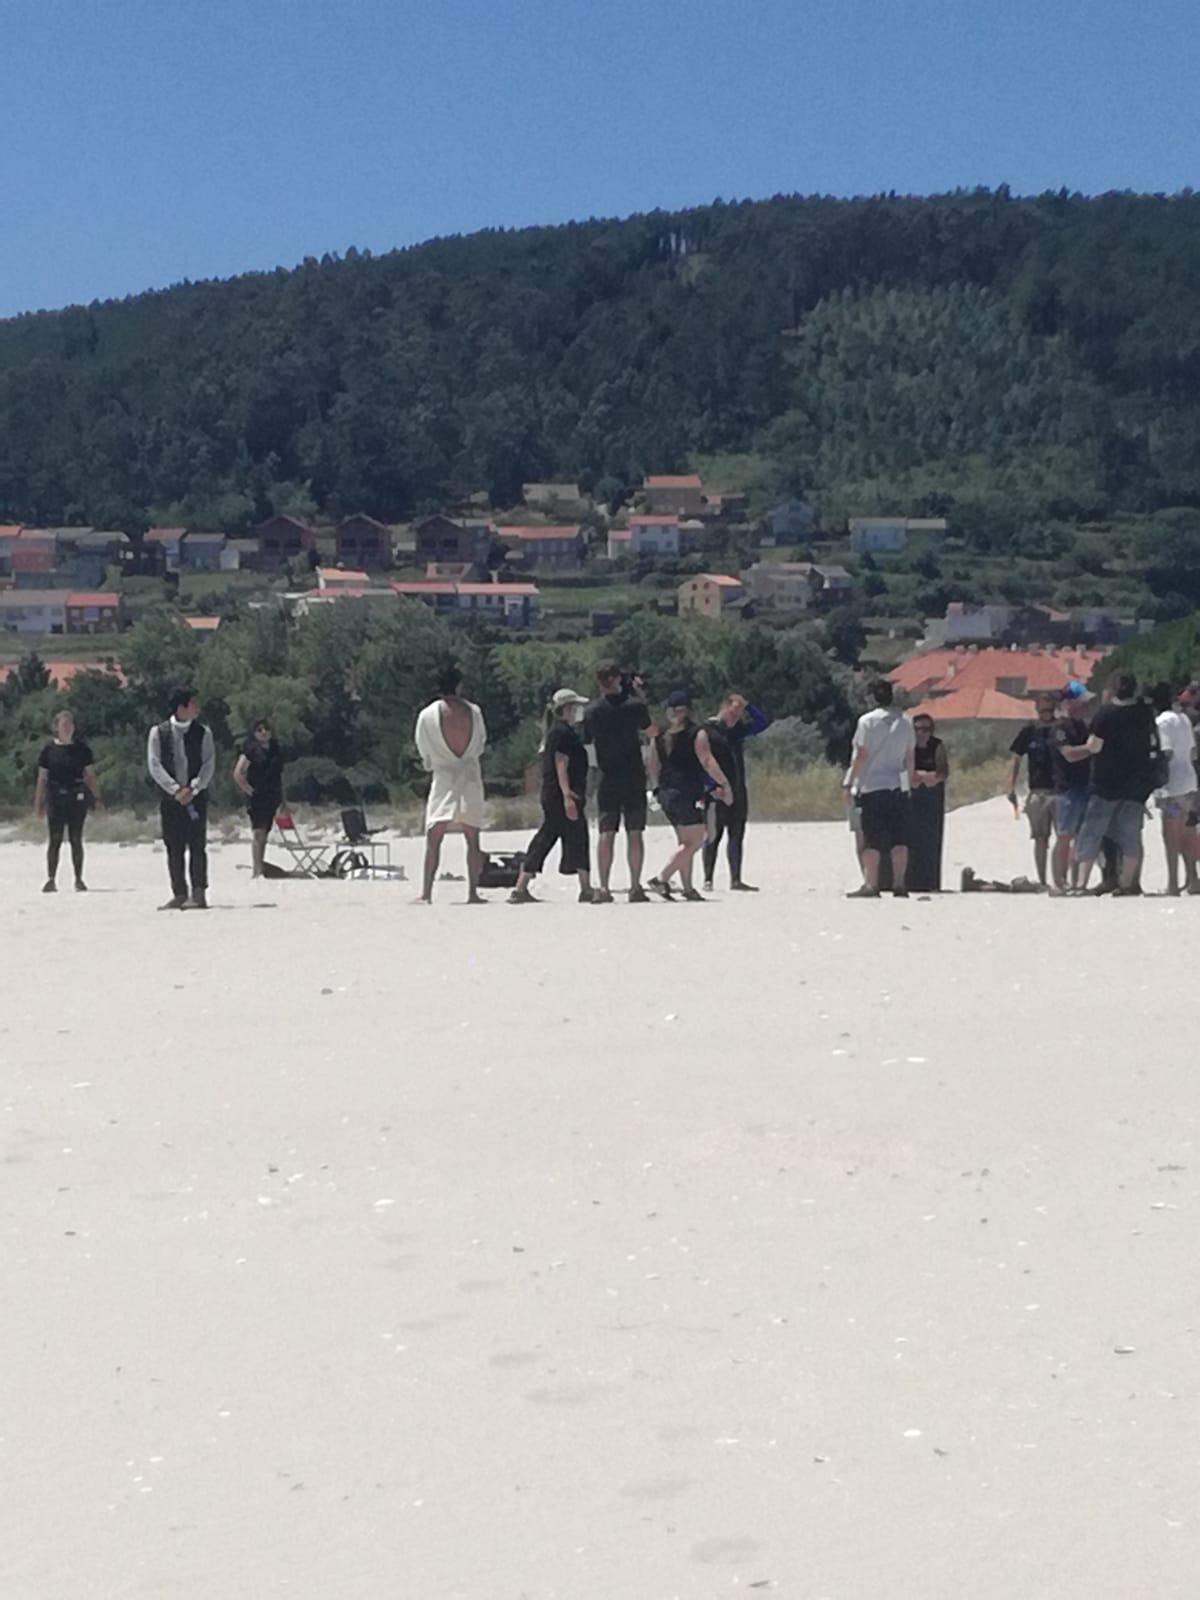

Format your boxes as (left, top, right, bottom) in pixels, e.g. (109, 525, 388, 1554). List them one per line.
(3, 0, 1196, 317)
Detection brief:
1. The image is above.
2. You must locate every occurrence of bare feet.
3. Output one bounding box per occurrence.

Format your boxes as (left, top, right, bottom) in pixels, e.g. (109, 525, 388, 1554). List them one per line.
(414, 894, 432, 905)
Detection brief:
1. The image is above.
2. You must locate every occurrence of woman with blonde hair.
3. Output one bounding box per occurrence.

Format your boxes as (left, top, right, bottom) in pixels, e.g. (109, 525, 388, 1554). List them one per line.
(34, 709, 101, 893)
(510, 688, 593, 903)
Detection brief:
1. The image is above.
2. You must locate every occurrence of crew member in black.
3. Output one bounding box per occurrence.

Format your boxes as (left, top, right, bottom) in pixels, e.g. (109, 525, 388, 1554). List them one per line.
(510, 689, 592, 903)
(147, 686, 216, 910)
(1075, 673, 1158, 894)
(701, 691, 770, 892)
(233, 718, 284, 877)
(583, 660, 653, 903)
(34, 710, 101, 893)
(647, 690, 733, 901)
(908, 713, 949, 892)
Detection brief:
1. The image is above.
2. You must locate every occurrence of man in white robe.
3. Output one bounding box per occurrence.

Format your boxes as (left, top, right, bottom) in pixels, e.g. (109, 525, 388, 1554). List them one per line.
(414, 664, 488, 903)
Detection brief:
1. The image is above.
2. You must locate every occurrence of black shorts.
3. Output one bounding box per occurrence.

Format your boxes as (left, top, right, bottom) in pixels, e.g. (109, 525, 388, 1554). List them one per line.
(248, 795, 280, 830)
(598, 772, 647, 834)
(659, 787, 706, 829)
(860, 788, 910, 852)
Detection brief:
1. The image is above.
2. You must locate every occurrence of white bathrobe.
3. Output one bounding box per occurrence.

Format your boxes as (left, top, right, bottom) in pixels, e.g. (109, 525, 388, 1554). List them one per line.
(415, 699, 488, 831)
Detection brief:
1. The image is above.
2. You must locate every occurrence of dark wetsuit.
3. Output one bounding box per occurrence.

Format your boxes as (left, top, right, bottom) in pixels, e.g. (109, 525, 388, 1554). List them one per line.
(702, 705, 769, 884)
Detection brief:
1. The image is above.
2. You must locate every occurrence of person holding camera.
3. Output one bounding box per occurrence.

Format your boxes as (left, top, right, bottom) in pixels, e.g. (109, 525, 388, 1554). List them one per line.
(583, 660, 654, 903)
(34, 709, 101, 894)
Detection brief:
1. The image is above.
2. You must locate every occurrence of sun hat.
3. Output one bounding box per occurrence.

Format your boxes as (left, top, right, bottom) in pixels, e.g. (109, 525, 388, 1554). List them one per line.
(550, 688, 587, 708)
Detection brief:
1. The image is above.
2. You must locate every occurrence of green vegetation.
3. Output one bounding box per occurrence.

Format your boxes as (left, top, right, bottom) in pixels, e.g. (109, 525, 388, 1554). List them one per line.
(0, 605, 860, 812)
(3, 189, 1200, 543)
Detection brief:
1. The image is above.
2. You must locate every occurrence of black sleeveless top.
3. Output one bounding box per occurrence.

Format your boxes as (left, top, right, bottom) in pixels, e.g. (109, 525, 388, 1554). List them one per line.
(655, 722, 705, 800)
(914, 736, 943, 773)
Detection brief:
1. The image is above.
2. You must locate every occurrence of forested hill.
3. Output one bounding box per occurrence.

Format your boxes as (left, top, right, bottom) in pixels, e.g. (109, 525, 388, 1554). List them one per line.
(3, 188, 1200, 535)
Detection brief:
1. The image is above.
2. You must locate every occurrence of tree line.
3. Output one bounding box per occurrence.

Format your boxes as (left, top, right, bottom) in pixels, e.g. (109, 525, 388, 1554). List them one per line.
(0, 607, 860, 811)
(3, 189, 1200, 539)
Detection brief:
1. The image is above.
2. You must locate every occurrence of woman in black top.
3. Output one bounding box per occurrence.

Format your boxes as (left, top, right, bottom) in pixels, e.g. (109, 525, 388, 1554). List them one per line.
(34, 710, 101, 893)
(908, 713, 949, 892)
(233, 719, 284, 878)
(647, 690, 733, 901)
(510, 689, 593, 903)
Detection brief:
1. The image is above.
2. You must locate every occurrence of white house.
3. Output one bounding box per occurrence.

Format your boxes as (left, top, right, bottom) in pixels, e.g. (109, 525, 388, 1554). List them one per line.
(0, 589, 68, 634)
(923, 602, 1014, 649)
(849, 515, 949, 553)
(626, 515, 681, 556)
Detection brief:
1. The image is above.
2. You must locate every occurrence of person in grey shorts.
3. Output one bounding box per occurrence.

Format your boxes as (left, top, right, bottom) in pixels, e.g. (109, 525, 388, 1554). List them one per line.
(1007, 695, 1060, 888)
(1074, 674, 1158, 895)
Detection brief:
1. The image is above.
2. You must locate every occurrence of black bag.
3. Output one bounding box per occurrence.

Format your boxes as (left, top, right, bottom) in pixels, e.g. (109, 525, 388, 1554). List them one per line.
(477, 851, 524, 889)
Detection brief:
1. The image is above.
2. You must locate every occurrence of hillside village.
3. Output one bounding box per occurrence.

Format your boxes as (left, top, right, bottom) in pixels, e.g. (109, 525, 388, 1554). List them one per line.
(0, 467, 1149, 726)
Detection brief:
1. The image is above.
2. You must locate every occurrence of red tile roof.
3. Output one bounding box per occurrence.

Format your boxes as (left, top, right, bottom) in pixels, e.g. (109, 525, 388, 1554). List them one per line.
(909, 686, 1032, 721)
(185, 616, 222, 631)
(0, 659, 124, 685)
(319, 567, 372, 583)
(695, 573, 744, 588)
(393, 581, 458, 596)
(646, 474, 702, 488)
(144, 526, 186, 542)
(630, 514, 682, 527)
(891, 646, 1108, 697)
(66, 592, 120, 607)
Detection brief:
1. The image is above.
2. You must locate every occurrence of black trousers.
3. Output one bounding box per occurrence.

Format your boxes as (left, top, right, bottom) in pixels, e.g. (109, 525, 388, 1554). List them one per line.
(524, 796, 590, 877)
(161, 795, 208, 897)
(47, 800, 87, 881)
(703, 798, 747, 884)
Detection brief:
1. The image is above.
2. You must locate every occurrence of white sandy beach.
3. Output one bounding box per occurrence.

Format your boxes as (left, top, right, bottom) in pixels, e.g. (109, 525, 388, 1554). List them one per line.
(3, 798, 1198, 1599)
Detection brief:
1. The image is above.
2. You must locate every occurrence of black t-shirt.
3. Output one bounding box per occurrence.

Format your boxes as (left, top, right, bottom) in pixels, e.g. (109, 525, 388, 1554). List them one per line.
(1090, 700, 1156, 801)
(242, 736, 284, 799)
(583, 690, 650, 780)
(542, 722, 588, 804)
(1052, 717, 1091, 791)
(1010, 722, 1057, 791)
(38, 740, 94, 793)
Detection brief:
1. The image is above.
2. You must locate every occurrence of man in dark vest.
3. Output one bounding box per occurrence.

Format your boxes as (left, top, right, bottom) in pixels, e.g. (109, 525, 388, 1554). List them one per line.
(147, 686, 216, 909)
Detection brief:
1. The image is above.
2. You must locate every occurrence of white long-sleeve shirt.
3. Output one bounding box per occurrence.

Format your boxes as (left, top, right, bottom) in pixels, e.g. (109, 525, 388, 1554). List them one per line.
(147, 718, 216, 797)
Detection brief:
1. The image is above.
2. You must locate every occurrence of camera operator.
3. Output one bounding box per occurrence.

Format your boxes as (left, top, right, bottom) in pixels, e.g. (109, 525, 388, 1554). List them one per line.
(583, 660, 655, 903)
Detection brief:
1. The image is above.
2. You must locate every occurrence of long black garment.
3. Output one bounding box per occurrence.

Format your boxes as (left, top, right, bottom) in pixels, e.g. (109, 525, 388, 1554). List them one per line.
(908, 737, 946, 892)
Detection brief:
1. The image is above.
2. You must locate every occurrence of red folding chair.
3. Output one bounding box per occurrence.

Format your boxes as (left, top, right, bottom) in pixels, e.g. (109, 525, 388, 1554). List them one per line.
(273, 812, 332, 877)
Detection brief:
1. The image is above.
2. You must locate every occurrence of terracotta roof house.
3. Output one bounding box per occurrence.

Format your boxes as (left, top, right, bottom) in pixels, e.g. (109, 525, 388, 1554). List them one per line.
(890, 646, 1109, 714)
(496, 525, 584, 570)
(643, 473, 705, 515)
(678, 573, 747, 621)
(66, 591, 123, 634)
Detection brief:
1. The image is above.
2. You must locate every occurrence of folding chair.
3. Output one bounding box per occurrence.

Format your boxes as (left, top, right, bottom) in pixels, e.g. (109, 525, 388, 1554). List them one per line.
(340, 805, 399, 875)
(273, 812, 333, 878)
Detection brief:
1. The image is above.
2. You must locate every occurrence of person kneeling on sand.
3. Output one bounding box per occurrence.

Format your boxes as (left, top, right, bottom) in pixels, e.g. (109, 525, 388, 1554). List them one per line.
(510, 688, 593, 904)
(414, 664, 488, 904)
(845, 679, 915, 899)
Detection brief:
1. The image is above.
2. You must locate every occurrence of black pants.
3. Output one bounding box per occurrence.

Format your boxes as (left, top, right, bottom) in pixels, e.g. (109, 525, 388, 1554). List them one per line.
(47, 800, 87, 882)
(161, 795, 208, 898)
(703, 798, 747, 884)
(523, 796, 589, 877)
